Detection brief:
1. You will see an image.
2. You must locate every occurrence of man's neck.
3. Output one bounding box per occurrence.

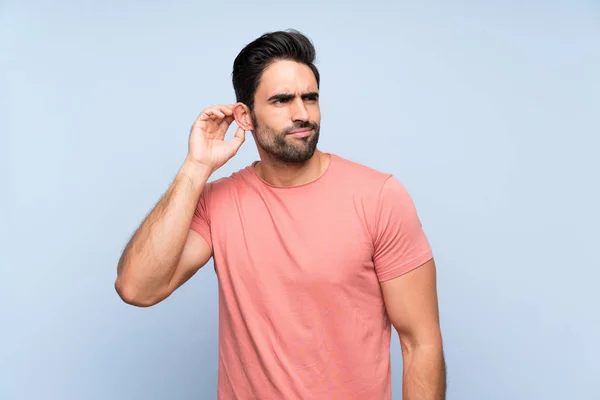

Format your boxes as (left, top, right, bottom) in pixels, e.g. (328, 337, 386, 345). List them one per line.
(255, 150, 330, 187)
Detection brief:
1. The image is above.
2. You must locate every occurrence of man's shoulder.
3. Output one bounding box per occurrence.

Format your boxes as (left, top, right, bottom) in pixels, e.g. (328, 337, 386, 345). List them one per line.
(204, 163, 254, 196)
(330, 153, 393, 187)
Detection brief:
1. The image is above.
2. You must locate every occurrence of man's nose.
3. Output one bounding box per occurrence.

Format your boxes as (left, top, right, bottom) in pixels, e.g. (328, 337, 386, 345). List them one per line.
(290, 98, 309, 122)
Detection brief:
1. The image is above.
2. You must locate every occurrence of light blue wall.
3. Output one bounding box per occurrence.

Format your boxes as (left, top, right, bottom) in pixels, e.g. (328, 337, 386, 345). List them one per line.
(2, 1, 598, 399)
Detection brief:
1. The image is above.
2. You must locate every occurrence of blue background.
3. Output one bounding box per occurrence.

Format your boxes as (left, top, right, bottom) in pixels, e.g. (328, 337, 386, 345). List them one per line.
(2, 1, 599, 398)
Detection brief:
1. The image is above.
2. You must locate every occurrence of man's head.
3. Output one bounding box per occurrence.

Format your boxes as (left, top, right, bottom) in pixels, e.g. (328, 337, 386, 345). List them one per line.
(232, 30, 321, 164)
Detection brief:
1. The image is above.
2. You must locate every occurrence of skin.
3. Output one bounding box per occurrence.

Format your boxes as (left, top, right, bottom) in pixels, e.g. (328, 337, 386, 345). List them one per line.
(232, 60, 329, 187)
(381, 259, 446, 399)
(115, 59, 445, 399)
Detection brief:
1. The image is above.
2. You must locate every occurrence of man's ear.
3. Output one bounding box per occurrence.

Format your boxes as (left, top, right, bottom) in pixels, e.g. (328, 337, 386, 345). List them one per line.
(232, 103, 254, 131)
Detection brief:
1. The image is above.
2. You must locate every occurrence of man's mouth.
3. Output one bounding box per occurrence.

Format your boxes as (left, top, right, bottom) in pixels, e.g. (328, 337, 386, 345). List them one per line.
(287, 128, 313, 138)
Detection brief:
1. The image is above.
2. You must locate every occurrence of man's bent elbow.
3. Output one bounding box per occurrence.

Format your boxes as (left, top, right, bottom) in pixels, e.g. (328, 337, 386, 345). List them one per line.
(114, 276, 164, 308)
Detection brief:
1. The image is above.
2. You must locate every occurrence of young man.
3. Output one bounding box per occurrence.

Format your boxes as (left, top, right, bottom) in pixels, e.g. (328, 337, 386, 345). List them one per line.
(115, 29, 446, 399)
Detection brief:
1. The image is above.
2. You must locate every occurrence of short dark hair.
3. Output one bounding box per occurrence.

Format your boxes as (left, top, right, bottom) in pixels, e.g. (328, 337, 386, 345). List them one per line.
(231, 29, 320, 111)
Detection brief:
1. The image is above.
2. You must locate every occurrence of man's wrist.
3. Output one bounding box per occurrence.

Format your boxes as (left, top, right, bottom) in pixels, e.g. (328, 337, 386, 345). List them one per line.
(177, 157, 213, 193)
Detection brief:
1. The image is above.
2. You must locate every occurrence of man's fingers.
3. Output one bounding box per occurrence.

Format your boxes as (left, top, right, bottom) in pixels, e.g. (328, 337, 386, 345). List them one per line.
(208, 105, 233, 118)
(218, 105, 234, 116)
(234, 126, 245, 140)
(199, 104, 234, 120)
(229, 126, 246, 151)
(206, 109, 225, 119)
(192, 104, 237, 133)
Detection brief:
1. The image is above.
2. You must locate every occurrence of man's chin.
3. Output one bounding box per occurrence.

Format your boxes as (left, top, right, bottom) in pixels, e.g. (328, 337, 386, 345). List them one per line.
(277, 147, 316, 163)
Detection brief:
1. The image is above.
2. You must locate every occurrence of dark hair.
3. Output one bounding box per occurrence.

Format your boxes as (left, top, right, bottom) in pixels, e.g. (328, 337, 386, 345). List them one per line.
(231, 29, 320, 111)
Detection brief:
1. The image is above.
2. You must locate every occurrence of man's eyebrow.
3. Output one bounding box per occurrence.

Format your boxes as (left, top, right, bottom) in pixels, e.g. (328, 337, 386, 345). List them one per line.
(267, 91, 319, 102)
(301, 91, 319, 99)
(267, 93, 295, 102)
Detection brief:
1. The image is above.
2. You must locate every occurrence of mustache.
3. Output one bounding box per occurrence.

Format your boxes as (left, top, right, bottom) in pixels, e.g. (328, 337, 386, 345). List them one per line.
(282, 121, 318, 135)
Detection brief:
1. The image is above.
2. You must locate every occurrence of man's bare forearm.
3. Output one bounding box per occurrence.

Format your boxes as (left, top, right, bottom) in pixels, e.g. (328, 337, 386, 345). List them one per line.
(402, 344, 446, 400)
(115, 158, 212, 304)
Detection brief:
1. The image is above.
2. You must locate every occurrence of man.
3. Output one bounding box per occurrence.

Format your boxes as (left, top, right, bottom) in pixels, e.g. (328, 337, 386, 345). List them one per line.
(115, 29, 446, 399)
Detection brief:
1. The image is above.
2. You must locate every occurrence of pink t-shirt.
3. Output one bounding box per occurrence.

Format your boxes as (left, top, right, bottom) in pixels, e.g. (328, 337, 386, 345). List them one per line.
(191, 153, 433, 399)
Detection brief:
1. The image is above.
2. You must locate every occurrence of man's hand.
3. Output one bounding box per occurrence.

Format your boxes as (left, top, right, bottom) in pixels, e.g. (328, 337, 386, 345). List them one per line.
(187, 104, 246, 173)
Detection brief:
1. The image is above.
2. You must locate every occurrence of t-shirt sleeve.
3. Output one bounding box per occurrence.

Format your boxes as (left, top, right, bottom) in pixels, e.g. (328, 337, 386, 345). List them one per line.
(190, 182, 213, 249)
(372, 176, 433, 282)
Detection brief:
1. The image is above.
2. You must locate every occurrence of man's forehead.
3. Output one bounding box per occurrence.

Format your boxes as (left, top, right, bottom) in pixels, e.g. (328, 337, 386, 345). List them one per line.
(257, 60, 318, 96)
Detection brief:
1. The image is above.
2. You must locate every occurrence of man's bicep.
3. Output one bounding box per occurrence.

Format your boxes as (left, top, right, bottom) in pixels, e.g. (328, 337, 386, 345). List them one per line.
(167, 229, 213, 293)
(380, 258, 442, 346)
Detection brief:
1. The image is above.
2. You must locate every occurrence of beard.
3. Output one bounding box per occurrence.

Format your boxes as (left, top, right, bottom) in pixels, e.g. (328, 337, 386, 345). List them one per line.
(251, 113, 320, 164)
